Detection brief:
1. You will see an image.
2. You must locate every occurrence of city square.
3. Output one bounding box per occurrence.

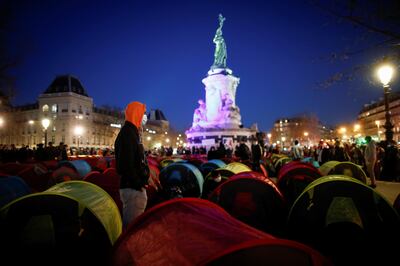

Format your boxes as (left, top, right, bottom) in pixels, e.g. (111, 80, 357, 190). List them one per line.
(0, 1, 399, 265)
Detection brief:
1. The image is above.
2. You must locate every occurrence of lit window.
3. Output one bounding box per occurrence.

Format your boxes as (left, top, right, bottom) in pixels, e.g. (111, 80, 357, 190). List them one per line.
(51, 104, 57, 112)
(42, 104, 49, 112)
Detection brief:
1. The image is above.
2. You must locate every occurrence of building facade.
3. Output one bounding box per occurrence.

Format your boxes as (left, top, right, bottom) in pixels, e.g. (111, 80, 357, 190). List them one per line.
(357, 92, 400, 143)
(0, 75, 171, 150)
(270, 115, 333, 148)
(0, 75, 125, 149)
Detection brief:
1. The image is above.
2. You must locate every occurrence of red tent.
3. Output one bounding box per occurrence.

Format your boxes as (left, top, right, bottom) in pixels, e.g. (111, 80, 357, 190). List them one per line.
(277, 161, 322, 206)
(209, 173, 287, 236)
(84, 169, 123, 215)
(112, 198, 331, 266)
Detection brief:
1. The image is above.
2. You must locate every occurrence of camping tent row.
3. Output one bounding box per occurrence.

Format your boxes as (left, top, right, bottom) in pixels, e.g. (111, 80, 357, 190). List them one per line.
(112, 198, 332, 266)
(0, 180, 122, 265)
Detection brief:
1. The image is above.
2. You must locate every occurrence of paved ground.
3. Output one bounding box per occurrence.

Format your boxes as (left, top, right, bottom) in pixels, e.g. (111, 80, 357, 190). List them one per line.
(374, 180, 400, 205)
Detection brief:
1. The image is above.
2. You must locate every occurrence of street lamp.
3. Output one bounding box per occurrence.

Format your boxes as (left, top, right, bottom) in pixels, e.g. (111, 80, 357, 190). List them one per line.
(28, 120, 34, 147)
(74, 126, 84, 152)
(41, 118, 50, 147)
(377, 63, 394, 144)
(303, 131, 309, 147)
(375, 120, 381, 141)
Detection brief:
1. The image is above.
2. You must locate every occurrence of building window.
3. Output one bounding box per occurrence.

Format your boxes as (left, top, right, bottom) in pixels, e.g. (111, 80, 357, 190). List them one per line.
(62, 135, 65, 143)
(42, 104, 49, 112)
(52, 104, 57, 113)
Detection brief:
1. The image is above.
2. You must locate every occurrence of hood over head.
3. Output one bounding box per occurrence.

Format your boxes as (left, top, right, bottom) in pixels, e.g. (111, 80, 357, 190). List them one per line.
(125, 101, 146, 128)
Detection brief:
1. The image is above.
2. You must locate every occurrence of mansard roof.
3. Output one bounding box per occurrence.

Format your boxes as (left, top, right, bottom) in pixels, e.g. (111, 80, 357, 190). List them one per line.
(43, 75, 89, 97)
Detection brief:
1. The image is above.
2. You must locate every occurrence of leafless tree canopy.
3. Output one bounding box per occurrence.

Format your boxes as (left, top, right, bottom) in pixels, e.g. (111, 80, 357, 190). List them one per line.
(311, 0, 400, 89)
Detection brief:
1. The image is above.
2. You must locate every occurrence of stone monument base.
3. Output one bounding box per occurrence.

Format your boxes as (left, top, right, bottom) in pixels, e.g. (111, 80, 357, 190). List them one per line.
(185, 127, 257, 151)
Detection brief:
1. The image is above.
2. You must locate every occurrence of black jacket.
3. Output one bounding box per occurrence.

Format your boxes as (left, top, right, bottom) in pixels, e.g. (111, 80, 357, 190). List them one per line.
(115, 121, 149, 190)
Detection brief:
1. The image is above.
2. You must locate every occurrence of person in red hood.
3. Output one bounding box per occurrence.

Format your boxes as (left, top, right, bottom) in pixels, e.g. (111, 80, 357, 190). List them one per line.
(115, 101, 150, 228)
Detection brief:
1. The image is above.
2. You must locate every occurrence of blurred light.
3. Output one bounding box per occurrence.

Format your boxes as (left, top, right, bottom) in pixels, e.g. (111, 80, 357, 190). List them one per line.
(74, 126, 83, 135)
(28, 120, 34, 125)
(0, 117, 4, 127)
(154, 143, 161, 149)
(353, 124, 360, 131)
(377, 64, 394, 86)
(339, 127, 346, 134)
(41, 118, 50, 130)
(166, 138, 170, 143)
(147, 136, 151, 141)
(303, 131, 309, 137)
(267, 133, 271, 138)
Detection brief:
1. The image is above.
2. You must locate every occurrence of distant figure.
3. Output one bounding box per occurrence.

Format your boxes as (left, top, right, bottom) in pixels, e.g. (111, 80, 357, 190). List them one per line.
(115, 101, 150, 228)
(364, 136, 377, 188)
(251, 138, 262, 171)
(58, 142, 68, 161)
(235, 137, 251, 161)
(290, 140, 303, 161)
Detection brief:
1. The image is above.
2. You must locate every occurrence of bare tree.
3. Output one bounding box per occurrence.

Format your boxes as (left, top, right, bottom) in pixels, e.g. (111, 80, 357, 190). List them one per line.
(310, 0, 400, 88)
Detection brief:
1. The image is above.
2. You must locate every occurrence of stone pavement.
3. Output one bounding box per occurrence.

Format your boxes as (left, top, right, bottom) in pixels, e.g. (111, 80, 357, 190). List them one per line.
(374, 179, 400, 205)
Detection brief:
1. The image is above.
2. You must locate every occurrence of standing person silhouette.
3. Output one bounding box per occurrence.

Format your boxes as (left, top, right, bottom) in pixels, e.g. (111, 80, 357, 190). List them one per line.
(115, 101, 150, 228)
(364, 136, 377, 188)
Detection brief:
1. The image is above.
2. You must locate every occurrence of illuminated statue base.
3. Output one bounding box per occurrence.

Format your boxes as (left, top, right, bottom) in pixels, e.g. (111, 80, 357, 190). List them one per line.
(185, 127, 256, 150)
(189, 68, 242, 130)
(186, 67, 257, 149)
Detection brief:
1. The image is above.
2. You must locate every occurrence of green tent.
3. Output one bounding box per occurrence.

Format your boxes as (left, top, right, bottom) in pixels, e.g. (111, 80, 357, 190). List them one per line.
(287, 175, 400, 265)
(0, 180, 122, 264)
(319, 161, 367, 183)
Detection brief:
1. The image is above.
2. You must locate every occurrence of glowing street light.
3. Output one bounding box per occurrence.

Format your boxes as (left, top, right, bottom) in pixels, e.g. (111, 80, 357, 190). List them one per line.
(28, 120, 35, 147)
(41, 118, 50, 147)
(377, 63, 395, 143)
(74, 126, 84, 151)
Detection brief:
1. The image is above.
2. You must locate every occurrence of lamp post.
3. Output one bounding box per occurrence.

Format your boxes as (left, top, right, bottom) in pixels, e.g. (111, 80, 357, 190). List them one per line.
(41, 118, 50, 147)
(74, 126, 84, 154)
(375, 120, 381, 141)
(377, 64, 394, 144)
(28, 120, 34, 148)
(303, 131, 309, 147)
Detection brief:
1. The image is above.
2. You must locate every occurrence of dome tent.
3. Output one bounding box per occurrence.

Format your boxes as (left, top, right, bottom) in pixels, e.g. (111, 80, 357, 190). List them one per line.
(199, 159, 226, 177)
(0, 181, 122, 265)
(209, 173, 287, 236)
(287, 175, 400, 265)
(0, 176, 31, 209)
(202, 162, 251, 199)
(159, 162, 204, 199)
(112, 198, 332, 266)
(277, 161, 322, 207)
(319, 161, 367, 183)
(58, 160, 92, 179)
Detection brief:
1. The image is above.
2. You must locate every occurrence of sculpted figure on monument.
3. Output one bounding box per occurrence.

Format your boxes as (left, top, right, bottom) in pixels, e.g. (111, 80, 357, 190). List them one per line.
(212, 14, 227, 69)
(192, 99, 207, 128)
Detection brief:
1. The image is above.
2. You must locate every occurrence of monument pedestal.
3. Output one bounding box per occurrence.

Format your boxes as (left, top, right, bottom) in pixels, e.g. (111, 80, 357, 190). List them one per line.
(186, 127, 256, 151)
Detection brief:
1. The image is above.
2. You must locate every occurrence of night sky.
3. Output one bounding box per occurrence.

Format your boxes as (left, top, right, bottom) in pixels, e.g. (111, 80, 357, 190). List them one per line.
(6, 0, 395, 132)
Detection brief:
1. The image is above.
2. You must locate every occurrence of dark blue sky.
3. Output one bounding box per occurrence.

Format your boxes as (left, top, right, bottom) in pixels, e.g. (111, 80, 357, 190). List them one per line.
(8, 0, 393, 132)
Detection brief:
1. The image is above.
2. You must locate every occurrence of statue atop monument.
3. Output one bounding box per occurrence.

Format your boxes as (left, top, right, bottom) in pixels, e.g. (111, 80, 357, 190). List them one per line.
(212, 14, 227, 69)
